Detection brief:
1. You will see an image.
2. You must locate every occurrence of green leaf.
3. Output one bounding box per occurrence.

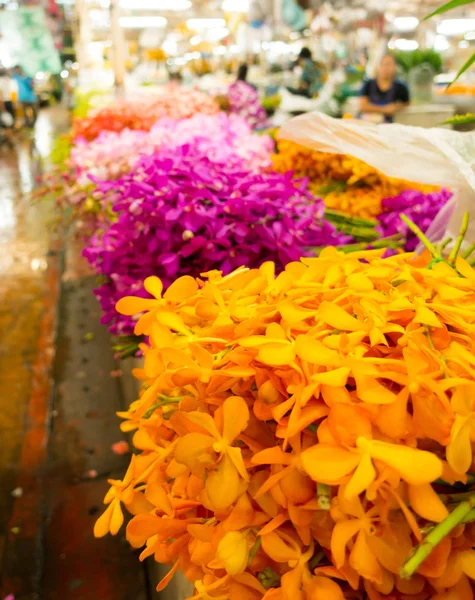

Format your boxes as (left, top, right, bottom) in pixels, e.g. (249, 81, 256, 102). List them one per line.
(423, 0, 474, 20)
(448, 53, 475, 88)
(441, 113, 475, 126)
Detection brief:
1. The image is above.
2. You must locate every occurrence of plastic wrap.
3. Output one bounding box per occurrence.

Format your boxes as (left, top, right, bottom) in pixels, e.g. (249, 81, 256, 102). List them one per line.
(279, 112, 475, 246)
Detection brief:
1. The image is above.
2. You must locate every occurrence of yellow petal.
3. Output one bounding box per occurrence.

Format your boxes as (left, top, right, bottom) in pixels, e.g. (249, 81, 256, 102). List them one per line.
(279, 299, 318, 325)
(156, 312, 189, 335)
(144, 276, 163, 299)
(318, 301, 365, 332)
(261, 531, 300, 562)
(185, 411, 221, 438)
(116, 296, 158, 316)
(346, 273, 374, 292)
(94, 501, 114, 538)
(362, 439, 443, 484)
(110, 498, 125, 535)
(216, 531, 249, 575)
(259, 343, 296, 366)
(205, 454, 241, 510)
(331, 519, 362, 569)
(344, 453, 376, 500)
(447, 418, 473, 475)
(164, 275, 198, 302)
(311, 367, 351, 387)
(227, 446, 249, 481)
(408, 484, 449, 523)
(301, 444, 360, 483)
(174, 432, 214, 471)
(266, 322, 288, 340)
(413, 306, 443, 329)
(295, 336, 341, 367)
(222, 396, 250, 443)
(461, 550, 475, 580)
(349, 530, 382, 584)
(355, 375, 397, 405)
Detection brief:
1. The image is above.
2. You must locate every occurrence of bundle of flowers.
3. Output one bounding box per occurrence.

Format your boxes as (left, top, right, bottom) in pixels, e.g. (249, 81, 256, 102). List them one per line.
(227, 81, 269, 130)
(71, 113, 273, 185)
(377, 188, 453, 252)
(83, 147, 349, 335)
(273, 139, 437, 218)
(95, 225, 475, 599)
(72, 88, 219, 141)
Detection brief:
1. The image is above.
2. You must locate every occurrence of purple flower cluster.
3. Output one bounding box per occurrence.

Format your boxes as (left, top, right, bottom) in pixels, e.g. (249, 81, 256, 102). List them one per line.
(227, 81, 269, 130)
(83, 146, 349, 334)
(377, 188, 453, 252)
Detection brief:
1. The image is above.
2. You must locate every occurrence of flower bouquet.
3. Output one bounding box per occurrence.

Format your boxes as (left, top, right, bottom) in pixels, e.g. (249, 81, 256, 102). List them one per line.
(95, 214, 475, 599)
(83, 146, 349, 336)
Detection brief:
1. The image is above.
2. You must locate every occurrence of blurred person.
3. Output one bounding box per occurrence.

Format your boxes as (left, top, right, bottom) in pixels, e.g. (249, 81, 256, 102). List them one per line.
(359, 54, 410, 123)
(227, 63, 268, 130)
(0, 67, 16, 127)
(289, 47, 323, 98)
(12, 65, 38, 128)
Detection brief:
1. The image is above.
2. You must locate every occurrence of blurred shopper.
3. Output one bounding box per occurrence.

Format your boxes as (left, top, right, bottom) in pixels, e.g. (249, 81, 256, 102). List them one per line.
(12, 66, 38, 128)
(227, 64, 268, 130)
(289, 47, 322, 98)
(0, 67, 16, 127)
(359, 54, 410, 123)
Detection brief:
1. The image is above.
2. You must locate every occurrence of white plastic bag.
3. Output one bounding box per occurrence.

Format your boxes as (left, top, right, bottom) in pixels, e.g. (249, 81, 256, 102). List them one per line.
(279, 112, 475, 246)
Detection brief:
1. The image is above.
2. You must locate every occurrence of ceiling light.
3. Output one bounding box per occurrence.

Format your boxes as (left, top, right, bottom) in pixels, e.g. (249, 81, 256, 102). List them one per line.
(393, 16, 419, 32)
(207, 27, 229, 41)
(459, 40, 470, 48)
(186, 18, 226, 30)
(437, 19, 475, 36)
(434, 34, 450, 51)
(222, 0, 249, 11)
(465, 31, 475, 40)
(393, 38, 419, 51)
(120, 15, 167, 28)
(190, 35, 201, 45)
(120, 0, 191, 9)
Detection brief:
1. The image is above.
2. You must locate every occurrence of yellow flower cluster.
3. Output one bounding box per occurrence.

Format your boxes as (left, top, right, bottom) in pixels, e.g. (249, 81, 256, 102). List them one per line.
(272, 139, 436, 218)
(96, 242, 475, 599)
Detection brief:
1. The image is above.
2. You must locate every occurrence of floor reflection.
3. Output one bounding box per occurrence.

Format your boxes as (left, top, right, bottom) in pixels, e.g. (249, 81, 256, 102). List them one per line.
(0, 105, 69, 281)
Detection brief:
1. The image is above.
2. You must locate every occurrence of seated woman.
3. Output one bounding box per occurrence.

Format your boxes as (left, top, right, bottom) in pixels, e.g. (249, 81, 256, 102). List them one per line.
(227, 64, 269, 130)
(359, 54, 410, 124)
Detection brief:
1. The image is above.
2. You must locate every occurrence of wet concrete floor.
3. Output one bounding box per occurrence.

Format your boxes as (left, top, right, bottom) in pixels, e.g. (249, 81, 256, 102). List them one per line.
(0, 106, 149, 599)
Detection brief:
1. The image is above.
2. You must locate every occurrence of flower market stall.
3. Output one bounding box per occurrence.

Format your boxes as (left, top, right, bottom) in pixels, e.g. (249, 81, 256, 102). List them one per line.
(37, 88, 475, 599)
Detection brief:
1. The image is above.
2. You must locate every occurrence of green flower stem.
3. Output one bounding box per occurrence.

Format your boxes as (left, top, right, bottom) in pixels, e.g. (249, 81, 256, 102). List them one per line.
(438, 238, 452, 254)
(142, 397, 183, 419)
(437, 491, 475, 504)
(248, 536, 261, 566)
(449, 211, 469, 264)
(462, 508, 475, 523)
(400, 495, 475, 579)
(463, 242, 475, 260)
(317, 483, 331, 510)
(399, 213, 438, 257)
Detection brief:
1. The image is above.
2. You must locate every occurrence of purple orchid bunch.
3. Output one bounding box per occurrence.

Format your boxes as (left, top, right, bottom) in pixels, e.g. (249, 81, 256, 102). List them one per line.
(83, 146, 349, 335)
(377, 188, 453, 252)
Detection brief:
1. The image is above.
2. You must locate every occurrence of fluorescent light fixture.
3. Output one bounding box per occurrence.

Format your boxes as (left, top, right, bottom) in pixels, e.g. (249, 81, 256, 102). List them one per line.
(120, 15, 167, 27)
(207, 27, 229, 41)
(393, 38, 419, 51)
(393, 16, 419, 32)
(437, 19, 475, 36)
(222, 0, 249, 11)
(434, 34, 450, 51)
(120, 0, 191, 9)
(186, 18, 225, 30)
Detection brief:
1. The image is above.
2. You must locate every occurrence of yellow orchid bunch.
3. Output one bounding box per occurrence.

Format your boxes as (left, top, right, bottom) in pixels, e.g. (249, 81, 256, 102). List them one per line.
(96, 229, 475, 599)
(273, 139, 436, 218)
